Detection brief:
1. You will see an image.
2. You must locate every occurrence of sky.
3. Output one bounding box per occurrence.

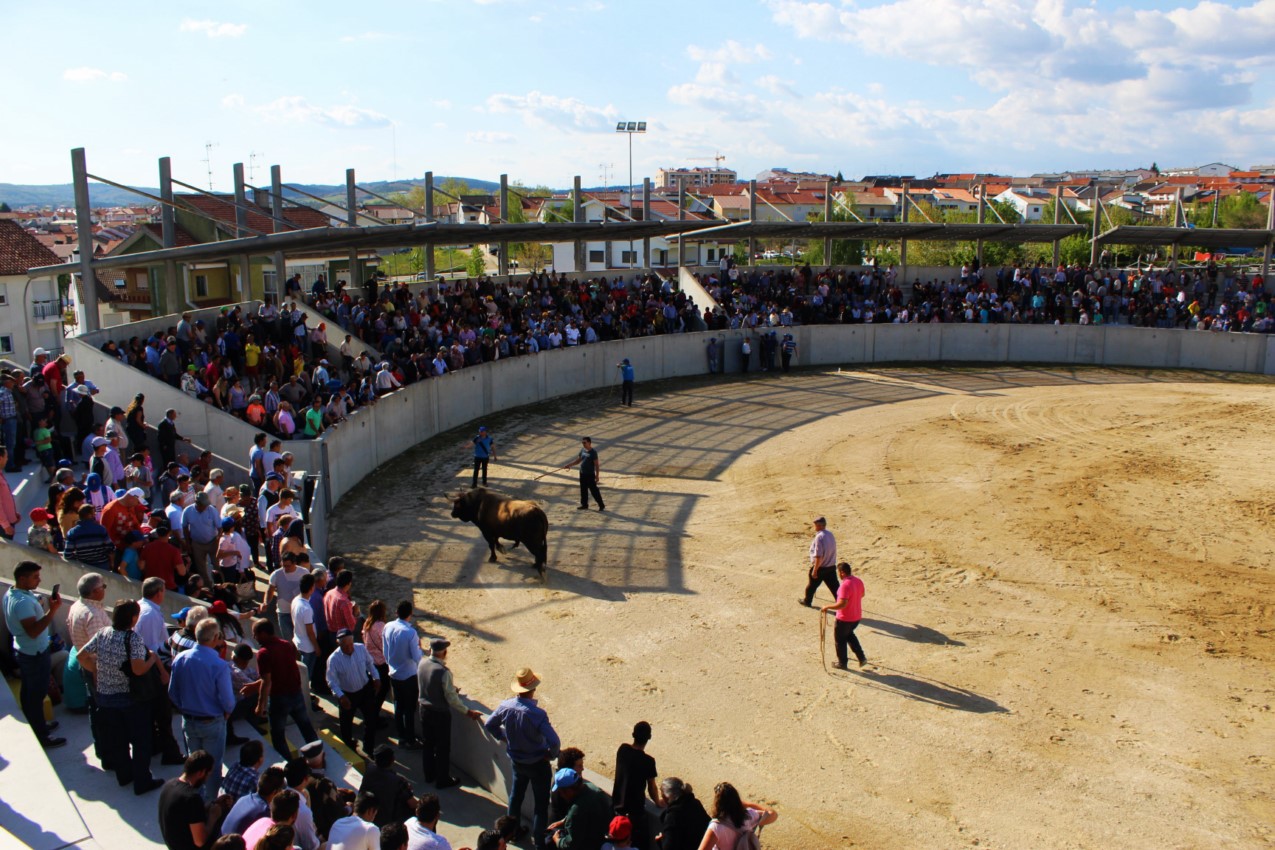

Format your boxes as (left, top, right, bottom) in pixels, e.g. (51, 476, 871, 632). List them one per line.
(3, 0, 1274, 192)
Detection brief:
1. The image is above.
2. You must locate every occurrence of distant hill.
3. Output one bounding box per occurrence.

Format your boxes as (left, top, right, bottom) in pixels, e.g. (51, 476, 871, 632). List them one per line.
(0, 175, 504, 210)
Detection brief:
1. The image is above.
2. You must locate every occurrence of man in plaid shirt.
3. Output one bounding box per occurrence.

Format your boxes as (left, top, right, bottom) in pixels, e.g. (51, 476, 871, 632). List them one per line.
(221, 739, 265, 800)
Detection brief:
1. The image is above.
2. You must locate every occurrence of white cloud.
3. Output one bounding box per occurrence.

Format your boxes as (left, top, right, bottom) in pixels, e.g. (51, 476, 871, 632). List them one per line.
(179, 18, 248, 38)
(485, 91, 617, 131)
(757, 74, 799, 98)
(686, 40, 772, 64)
(63, 67, 127, 83)
(252, 96, 392, 129)
(221, 93, 245, 109)
(467, 131, 517, 144)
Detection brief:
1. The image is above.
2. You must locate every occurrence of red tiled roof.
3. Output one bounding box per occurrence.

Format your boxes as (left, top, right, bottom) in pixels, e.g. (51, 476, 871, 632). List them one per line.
(139, 223, 201, 248)
(178, 194, 331, 234)
(0, 219, 61, 275)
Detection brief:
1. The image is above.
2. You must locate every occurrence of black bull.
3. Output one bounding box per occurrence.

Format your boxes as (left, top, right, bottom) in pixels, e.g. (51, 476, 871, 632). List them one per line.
(450, 487, 549, 578)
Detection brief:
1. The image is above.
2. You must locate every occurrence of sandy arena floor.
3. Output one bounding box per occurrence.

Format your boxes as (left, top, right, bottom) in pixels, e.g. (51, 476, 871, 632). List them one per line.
(330, 365, 1275, 849)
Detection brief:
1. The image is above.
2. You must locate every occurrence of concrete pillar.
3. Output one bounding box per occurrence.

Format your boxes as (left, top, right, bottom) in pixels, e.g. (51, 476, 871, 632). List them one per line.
(1263, 183, 1274, 286)
(159, 156, 178, 315)
(823, 180, 833, 266)
(1051, 185, 1061, 269)
(346, 169, 360, 288)
(748, 179, 757, 265)
(71, 148, 100, 331)
(498, 173, 508, 276)
(900, 180, 910, 285)
(271, 165, 286, 302)
(677, 184, 687, 268)
(976, 182, 987, 268)
(1090, 184, 1101, 267)
(642, 177, 651, 271)
(573, 176, 584, 273)
(424, 171, 435, 280)
(233, 162, 251, 299)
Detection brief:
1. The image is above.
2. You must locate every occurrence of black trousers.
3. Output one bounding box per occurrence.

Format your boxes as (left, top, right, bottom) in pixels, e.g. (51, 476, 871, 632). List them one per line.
(579, 477, 604, 509)
(620, 381, 634, 406)
(472, 457, 489, 487)
(390, 676, 418, 742)
(418, 707, 452, 783)
(337, 682, 378, 752)
(835, 619, 867, 665)
(803, 565, 839, 605)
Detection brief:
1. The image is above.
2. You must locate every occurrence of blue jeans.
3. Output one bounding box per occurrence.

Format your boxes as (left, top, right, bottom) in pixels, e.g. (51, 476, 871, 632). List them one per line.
(267, 690, 318, 760)
(278, 611, 294, 641)
(182, 715, 227, 802)
(15, 649, 52, 741)
(509, 758, 551, 849)
(300, 650, 318, 692)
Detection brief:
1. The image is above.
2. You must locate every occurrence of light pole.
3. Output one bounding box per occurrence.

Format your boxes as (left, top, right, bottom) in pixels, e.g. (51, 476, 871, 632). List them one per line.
(616, 120, 646, 270)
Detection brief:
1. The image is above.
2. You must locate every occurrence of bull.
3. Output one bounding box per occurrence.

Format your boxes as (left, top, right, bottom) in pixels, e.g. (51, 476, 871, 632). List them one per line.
(450, 487, 549, 579)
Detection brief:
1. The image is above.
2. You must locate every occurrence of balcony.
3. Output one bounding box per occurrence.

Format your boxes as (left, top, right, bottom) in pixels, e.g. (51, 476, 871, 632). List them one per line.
(32, 299, 65, 323)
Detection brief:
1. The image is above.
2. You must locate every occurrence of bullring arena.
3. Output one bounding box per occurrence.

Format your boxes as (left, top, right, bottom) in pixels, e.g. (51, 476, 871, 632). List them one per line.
(331, 364, 1275, 849)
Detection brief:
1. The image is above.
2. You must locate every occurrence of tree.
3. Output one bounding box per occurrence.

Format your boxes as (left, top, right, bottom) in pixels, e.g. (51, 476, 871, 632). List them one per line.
(835, 171, 844, 183)
(466, 245, 486, 277)
(1218, 191, 1267, 229)
(0, 201, 10, 212)
(803, 209, 865, 266)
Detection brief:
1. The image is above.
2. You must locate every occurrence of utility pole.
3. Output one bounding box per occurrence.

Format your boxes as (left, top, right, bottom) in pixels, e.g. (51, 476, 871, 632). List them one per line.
(202, 141, 218, 191)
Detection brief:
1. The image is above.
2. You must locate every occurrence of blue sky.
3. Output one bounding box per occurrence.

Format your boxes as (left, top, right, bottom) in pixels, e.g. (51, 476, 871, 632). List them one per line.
(4, 0, 1274, 190)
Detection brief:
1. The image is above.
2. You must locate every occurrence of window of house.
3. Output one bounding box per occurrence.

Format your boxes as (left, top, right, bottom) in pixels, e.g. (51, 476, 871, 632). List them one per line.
(655, 250, 668, 265)
(135, 271, 149, 290)
(0, 291, 8, 306)
(0, 335, 12, 355)
(195, 274, 209, 298)
(620, 250, 636, 264)
(263, 270, 278, 297)
(588, 250, 605, 264)
(113, 277, 127, 289)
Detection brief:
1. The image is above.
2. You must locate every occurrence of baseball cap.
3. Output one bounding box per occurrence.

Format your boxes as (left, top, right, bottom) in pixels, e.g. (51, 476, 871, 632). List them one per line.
(336, 628, 354, 640)
(551, 768, 580, 792)
(220, 517, 236, 530)
(91, 436, 108, 447)
(265, 472, 285, 482)
(607, 816, 632, 841)
(125, 487, 147, 500)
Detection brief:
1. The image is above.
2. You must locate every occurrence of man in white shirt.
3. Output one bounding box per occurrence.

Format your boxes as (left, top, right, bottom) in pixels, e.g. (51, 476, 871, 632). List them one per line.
(328, 791, 381, 850)
(291, 573, 319, 692)
(203, 469, 226, 511)
(405, 794, 452, 850)
(136, 577, 170, 653)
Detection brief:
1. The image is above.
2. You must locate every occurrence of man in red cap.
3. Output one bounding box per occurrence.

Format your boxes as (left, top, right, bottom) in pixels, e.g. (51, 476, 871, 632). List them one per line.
(602, 815, 634, 850)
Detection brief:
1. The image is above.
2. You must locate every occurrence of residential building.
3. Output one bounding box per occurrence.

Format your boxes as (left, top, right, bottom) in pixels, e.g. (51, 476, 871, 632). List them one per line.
(656, 167, 738, 190)
(0, 220, 65, 361)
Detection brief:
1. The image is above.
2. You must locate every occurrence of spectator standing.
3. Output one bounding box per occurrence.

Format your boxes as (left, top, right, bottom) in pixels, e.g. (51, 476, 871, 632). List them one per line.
(0, 448, 18, 539)
(612, 722, 663, 850)
(326, 627, 381, 754)
(168, 617, 237, 802)
(382, 601, 424, 748)
(136, 577, 170, 653)
(362, 600, 391, 719)
(264, 550, 308, 640)
(821, 561, 869, 670)
(416, 637, 482, 789)
(80, 600, 163, 792)
(253, 618, 320, 760)
(183, 492, 220, 585)
(291, 573, 320, 692)
(158, 408, 192, 469)
(696, 783, 777, 850)
(2, 561, 66, 748)
(0, 374, 20, 470)
(485, 668, 561, 849)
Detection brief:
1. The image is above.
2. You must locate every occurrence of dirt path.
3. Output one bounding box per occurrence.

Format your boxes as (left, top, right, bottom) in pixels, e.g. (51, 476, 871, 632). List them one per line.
(331, 366, 1275, 849)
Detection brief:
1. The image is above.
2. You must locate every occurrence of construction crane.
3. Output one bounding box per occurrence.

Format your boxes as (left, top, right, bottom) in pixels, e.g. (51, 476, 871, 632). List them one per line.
(687, 152, 728, 167)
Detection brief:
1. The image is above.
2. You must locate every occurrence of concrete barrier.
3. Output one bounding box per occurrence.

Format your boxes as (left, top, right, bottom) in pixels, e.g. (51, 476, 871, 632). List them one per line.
(281, 298, 381, 361)
(76, 300, 262, 350)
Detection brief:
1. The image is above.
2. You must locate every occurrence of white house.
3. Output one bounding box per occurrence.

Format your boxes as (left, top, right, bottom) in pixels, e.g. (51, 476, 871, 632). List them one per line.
(0, 220, 65, 362)
(993, 188, 1049, 221)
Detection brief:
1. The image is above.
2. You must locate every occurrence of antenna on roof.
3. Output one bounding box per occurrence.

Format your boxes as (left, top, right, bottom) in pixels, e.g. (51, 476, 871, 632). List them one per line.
(598, 163, 615, 191)
(248, 151, 263, 183)
(202, 141, 219, 191)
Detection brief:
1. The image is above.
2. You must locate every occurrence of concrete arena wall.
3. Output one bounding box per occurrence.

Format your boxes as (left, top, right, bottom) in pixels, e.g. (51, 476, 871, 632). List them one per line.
(76, 300, 262, 350)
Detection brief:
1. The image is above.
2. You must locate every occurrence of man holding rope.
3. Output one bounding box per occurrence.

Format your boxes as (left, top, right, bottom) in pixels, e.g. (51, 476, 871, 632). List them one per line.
(799, 516, 838, 607)
(561, 437, 606, 512)
(821, 562, 867, 669)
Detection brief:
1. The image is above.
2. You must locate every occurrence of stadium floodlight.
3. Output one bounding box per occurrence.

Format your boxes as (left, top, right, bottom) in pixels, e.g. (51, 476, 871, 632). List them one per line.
(615, 120, 649, 269)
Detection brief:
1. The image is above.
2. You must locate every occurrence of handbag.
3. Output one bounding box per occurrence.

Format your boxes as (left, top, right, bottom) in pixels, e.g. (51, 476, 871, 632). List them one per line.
(121, 630, 163, 703)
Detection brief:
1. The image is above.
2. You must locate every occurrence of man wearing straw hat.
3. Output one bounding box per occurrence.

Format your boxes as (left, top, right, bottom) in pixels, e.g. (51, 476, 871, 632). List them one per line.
(485, 667, 561, 849)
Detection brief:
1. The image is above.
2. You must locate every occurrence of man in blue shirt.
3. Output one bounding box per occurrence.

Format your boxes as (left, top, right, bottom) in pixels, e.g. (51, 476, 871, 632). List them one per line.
(220, 765, 287, 838)
(2, 561, 65, 748)
(470, 426, 495, 488)
(63, 503, 116, 572)
(182, 491, 220, 585)
(485, 668, 560, 849)
(616, 358, 635, 407)
(382, 600, 423, 749)
(169, 617, 236, 802)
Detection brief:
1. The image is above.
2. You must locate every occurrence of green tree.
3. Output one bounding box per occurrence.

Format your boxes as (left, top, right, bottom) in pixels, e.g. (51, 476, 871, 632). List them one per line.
(466, 245, 486, 277)
(803, 208, 865, 265)
(0, 201, 10, 212)
(1218, 192, 1267, 229)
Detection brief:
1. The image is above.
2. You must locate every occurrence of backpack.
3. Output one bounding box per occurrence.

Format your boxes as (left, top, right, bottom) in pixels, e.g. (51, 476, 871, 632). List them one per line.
(712, 818, 761, 850)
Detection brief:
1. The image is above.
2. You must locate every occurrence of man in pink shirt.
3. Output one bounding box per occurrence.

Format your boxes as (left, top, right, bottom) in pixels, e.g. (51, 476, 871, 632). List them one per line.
(821, 561, 868, 669)
(323, 564, 359, 636)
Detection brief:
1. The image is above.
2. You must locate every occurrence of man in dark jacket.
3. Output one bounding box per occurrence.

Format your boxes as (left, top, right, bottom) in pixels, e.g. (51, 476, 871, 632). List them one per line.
(157, 409, 191, 469)
(549, 768, 610, 850)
